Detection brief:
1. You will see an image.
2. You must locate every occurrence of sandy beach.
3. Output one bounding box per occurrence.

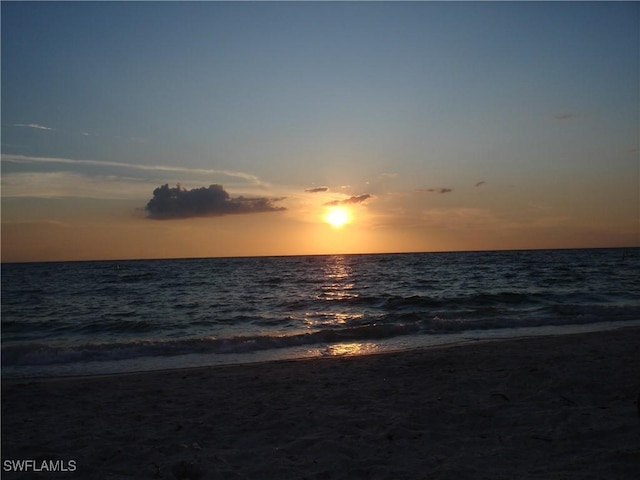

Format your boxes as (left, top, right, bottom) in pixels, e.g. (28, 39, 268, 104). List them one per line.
(3, 328, 640, 479)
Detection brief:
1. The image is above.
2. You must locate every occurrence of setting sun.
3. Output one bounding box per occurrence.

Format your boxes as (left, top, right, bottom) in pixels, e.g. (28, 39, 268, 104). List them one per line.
(324, 206, 351, 228)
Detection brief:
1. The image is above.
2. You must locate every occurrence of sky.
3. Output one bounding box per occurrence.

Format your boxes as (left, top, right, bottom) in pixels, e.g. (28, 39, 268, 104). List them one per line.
(1, 1, 638, 262)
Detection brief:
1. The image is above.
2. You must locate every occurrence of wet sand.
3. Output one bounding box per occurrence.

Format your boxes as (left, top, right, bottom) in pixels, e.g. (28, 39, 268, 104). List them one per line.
(3, 327, 640, 479)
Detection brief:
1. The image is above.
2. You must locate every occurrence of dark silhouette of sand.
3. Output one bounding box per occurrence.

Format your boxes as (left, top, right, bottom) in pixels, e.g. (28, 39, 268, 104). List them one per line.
(3, 328, 639, 479)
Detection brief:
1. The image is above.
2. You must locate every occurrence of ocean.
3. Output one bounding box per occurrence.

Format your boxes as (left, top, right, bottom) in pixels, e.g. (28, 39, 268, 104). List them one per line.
(2, 248, 639, 378)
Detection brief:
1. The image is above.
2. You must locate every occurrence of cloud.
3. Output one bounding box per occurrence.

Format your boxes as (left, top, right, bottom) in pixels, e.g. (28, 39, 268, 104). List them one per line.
(305, 186, 329, 193)
(11, 123, 55, 131)
(553, 113, 588, 120)
(417, 188, 453, 194)
(2, 154, 266, 186)
(475, 181, 487, 187)
(324, 194, 371, 206)
(1, 172, 151, 199)
(145, 184, 285, 220)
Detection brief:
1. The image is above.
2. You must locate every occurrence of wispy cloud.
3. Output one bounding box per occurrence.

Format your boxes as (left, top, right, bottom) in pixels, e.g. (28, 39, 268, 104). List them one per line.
(553, 113, 588, 121)
(1, 172, 151, 199)
(11, 123, 55, 131)
(305, 186, 329, 193)
(2, 154, 266, 186)
(324, 194, 371, 206)
(417, 188, 453, 194)
(475, 181, 487, 187)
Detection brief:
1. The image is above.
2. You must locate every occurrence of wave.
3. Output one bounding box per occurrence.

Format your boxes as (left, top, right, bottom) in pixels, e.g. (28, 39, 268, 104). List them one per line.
(0, 324, 418, 367)
(4, 310, 639, 368)
(282, 291, 617, 313)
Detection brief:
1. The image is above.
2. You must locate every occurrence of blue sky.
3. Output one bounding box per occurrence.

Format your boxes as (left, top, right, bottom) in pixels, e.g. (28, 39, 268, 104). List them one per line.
(2, 1, 638, 261)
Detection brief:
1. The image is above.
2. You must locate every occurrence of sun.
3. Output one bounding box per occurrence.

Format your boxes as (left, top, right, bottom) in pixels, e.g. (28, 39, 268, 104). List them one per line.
(324, 206, 351, 228)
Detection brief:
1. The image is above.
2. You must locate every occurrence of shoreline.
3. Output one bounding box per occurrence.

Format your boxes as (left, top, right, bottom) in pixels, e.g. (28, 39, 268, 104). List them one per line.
(5, 320, 640, 381)
(3, 327, 640, 479)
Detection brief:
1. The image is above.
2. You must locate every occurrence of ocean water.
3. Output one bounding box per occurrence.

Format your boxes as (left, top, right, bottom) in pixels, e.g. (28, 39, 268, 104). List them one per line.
(2, 248, 639, 378)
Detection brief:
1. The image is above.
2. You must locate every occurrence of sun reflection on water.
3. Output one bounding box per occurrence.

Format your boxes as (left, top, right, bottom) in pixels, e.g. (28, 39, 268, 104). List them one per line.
(320, 342, 380, 357)
(319, 255, 358, 301)
(308, 257, 381, 356)
(303, 311, 365, 328)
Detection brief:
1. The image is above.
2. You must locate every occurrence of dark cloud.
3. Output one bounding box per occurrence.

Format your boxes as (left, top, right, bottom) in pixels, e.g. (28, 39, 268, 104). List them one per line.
(553, 113, 587, 120)
(305, 186, 329, 193)
(475, 181, 487, 187)
(145, 184, 285, 220)
(324, 194, 371, 206)
(418, 188, 453, 194)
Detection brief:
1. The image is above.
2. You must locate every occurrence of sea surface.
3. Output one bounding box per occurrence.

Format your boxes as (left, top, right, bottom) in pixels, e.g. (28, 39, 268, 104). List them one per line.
(2, 248, 639, 378)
